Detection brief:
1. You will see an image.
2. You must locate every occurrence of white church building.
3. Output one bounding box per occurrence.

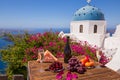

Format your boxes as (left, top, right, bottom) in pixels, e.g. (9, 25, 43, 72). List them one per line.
(70, 4, 106, 48)
(59, 1, 120, 73)
(59, 2, 120, 50)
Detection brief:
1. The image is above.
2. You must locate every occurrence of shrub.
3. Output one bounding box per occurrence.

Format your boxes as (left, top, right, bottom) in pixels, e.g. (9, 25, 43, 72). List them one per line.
(0, 31, 108, 79)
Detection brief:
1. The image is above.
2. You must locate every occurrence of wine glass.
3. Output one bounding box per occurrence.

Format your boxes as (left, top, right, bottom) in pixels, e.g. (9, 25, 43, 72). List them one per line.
(38, 49, 45, 72)
(96, 50, 102, 68)
(96, 50, 101, 62)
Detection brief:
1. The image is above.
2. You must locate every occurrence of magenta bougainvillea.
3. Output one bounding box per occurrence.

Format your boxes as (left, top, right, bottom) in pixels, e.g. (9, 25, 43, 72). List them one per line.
(23, 31, 108, 65)
(1, 31, 109, 80)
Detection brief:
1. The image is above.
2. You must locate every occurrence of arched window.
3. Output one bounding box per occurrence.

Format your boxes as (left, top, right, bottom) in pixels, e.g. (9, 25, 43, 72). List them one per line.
(80, 25, 83, 33)
(94, 25, 97, 33)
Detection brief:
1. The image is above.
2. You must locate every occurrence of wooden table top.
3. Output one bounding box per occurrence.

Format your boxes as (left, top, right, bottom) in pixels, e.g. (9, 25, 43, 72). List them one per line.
(28, 58, 120, 80)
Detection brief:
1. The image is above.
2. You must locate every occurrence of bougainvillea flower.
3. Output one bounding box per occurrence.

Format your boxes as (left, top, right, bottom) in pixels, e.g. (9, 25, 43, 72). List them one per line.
(72, 73, 78, 80)
(66, 71, 78, 80)
(56, 71, 64, 80)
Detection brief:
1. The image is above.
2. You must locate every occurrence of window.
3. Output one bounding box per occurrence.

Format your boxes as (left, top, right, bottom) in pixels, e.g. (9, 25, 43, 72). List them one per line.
(83, 8, 85, 10)
(80, 25, 83, 33)
(94, 25, 97, 33)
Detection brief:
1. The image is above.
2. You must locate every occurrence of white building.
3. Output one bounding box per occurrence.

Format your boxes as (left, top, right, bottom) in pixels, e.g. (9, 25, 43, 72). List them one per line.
(59, 1, 120, 73)
(104, 25, 120, 49)
(61, 4, 107, 48)
(59, 3, 120, 49)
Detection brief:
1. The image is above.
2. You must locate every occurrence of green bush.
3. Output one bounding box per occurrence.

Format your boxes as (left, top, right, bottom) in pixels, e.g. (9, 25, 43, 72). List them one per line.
(0, 31, 66, 80)
(1, 31, 107, 80)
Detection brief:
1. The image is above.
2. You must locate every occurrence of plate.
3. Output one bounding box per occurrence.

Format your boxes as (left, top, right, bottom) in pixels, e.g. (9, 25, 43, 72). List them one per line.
(86, 66, 95, 69)
(54, 68, 65, 73)
(45, 68, 65, 73)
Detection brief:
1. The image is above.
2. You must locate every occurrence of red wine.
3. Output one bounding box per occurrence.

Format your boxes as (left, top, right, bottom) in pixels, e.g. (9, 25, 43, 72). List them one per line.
(64, 36, 72, 63)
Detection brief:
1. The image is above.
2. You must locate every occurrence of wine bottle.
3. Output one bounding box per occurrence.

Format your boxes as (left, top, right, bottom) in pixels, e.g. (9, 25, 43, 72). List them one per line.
(64, 36, 72, 63)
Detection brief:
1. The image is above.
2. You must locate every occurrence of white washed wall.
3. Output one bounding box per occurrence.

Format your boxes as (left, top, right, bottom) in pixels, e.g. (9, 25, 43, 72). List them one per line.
(70, 20, 106, 35)
(72, 34, 105, 47)
(105, 47, 120, 73)
(70, 21, 89, 34)
(89, 21, 106, 34)
(113, 24, 120, 37)
(104, 37, 120, 49)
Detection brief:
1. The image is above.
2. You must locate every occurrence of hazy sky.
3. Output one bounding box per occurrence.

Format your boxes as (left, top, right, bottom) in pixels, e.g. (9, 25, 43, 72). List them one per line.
(0, 0, 120, 29)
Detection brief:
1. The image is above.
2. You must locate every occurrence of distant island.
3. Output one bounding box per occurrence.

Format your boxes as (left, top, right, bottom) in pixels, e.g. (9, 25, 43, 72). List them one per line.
(0, 29, 25, 37)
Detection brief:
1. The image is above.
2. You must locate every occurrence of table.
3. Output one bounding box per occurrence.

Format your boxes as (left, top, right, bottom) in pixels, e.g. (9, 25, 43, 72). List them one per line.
(28, 58, 120, 80)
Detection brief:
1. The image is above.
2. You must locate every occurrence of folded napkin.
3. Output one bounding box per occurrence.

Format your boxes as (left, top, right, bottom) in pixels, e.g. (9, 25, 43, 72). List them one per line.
(36, 50, 58, 63)
(43, 50, 58, 63)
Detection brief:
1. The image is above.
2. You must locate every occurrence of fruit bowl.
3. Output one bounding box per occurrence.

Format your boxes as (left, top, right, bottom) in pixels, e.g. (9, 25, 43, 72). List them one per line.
(86, 66, 95, 69)
(45, 67, 65, 73)
(46, 61, 64, 73)
(54, 67, 65, 73)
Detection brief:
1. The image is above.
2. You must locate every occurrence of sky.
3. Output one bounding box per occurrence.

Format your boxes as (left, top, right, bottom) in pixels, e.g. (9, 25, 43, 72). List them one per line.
(0, 0, 120, 29)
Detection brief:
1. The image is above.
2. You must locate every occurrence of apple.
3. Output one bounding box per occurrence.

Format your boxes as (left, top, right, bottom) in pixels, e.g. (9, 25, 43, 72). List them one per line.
(84, 56, 90, 62)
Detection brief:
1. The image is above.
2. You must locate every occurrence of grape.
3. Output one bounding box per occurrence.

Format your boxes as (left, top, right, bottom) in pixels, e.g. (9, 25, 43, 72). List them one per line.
(68, 57, 79, 66)
(77, 67, 85, 74)
(67, 65, 75, 72)
(49, 61, 63, 72)
(67, 56, 87, 74)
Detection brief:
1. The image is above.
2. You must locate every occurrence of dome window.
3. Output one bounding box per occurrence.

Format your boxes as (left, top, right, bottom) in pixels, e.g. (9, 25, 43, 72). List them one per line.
(91, 13, 93, 15)
(79, 14, 81, 16)
(94, 25, 97, 33)
(83, 8, 85, 10)
(92, 8, 94, 10)
(79, 25, 83, 33)
(83, 13, 86, 15)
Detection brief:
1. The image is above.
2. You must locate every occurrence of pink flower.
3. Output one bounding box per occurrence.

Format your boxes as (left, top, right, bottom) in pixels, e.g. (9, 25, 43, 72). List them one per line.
(56, 71, 64, 80)
(49, 42, 56, 46)
(36, 33, 41, 37)
(99, 53, 109, 65)
(43, 32, 49, 37)
(58, 46, 60, 49)
(66, 72, 78, 80)
(62, 38, 67, 43)
(22, 57, 27, 63)
(72, 73, 78, 80)
(32, 55, 37, 59)
(38, 47, 43, 50)
(56, 71, 78, 80)
(56, 52, 64, 58)
(27, 33, 42, 42)
(58, 38, 62, 41)
(66, 71, 72, 80)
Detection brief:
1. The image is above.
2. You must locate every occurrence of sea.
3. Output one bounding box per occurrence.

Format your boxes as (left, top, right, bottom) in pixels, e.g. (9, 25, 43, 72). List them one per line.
(0, 27, 115, 74)
(0, 37, 13, 74)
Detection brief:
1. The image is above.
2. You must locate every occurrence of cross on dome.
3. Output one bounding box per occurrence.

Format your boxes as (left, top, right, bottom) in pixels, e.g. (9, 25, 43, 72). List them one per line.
(87, 0, 91, 4)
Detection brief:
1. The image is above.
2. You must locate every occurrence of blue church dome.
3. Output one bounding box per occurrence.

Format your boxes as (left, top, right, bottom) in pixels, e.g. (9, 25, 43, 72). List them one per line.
(72, 5, 105, 21)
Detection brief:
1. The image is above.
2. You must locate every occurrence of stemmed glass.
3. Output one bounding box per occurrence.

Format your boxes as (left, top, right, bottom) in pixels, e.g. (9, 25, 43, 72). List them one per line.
(96, 50, 102, 68)
(38, 49, 45, 72)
